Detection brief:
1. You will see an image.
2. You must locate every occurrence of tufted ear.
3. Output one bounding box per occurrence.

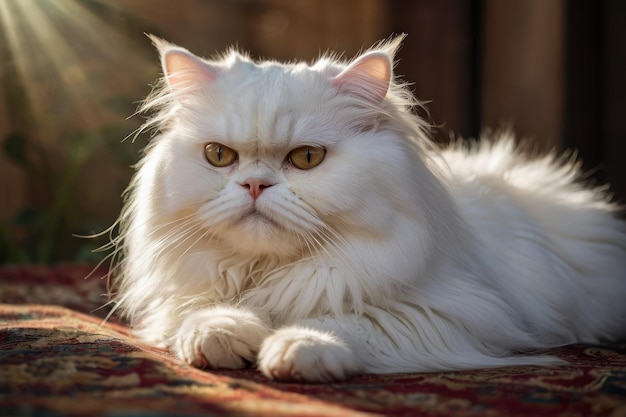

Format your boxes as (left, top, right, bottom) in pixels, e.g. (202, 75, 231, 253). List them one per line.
(331, 51, 393, 104)
(149, 35, 218, 91)
(162, 48, 219, 91)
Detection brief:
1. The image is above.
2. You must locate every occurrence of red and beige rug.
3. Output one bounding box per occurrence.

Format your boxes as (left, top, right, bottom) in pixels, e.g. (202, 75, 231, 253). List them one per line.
(1, 265, 625, 416)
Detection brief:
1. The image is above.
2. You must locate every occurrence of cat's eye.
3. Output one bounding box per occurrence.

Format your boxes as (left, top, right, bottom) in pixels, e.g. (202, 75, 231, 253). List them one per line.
(204, 143, 238, 167)
(288, 146, 325, 170)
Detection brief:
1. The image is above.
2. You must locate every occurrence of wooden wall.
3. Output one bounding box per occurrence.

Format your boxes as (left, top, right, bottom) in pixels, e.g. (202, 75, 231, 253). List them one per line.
(389, 0, 625, 199)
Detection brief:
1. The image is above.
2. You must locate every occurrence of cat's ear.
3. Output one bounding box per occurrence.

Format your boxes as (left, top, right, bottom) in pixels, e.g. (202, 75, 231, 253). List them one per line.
(163, 49, 218, 90)
(149, 35, 218, 91)
(331, 51, 393, 103)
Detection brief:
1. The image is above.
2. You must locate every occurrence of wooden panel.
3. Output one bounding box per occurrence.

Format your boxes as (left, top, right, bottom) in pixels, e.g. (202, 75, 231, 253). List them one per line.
(482, 0, 564, 151)
(243, 0, 388, 61)
(389, 0, 478, 142)
(601, 0, 626, 202)
(562, 1, 603, 166)
(562, 0, 626, 203)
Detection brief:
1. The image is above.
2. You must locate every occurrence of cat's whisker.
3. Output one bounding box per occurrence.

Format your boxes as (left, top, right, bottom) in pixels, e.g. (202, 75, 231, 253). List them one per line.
(111, 206, 200, 250)
(156, 226, 205, 258)
(171, 227, 213, 266)
(197, 196, 251, 228)
(302, 230, 334, 261)
(150, 217, 202, 242)
(265, 197, 360, 274)
(99, 291, 128, 326)
(261, 195, 324, 232)
(117, 219, 207, 273)
(295, 229, 316, 259)
(140, 227, 198, 259)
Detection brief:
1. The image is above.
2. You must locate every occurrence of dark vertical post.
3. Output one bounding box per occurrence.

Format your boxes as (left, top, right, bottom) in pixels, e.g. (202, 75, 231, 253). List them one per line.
(388, 0, 481, 142)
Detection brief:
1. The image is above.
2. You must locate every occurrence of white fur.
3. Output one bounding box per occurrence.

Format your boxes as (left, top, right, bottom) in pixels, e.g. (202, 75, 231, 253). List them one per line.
(109, 36, 626, 382)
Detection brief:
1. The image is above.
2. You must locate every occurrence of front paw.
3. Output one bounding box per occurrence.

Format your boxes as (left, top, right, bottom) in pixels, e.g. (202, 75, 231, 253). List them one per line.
(172, 306, 270, 370)
(258, 326, 359, 382)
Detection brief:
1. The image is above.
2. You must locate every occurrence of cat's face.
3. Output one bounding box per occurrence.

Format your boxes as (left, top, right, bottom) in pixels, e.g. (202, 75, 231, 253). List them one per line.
(144, 40, 412, 258)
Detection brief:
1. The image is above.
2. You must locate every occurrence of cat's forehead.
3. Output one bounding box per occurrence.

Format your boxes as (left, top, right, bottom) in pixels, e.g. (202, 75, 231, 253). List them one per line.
(222, 60, 334, 97)
(201, 56, 341, 151)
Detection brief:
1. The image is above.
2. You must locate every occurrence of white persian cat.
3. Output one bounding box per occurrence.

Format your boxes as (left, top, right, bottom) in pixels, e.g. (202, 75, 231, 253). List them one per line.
(110, 35, 626, 382)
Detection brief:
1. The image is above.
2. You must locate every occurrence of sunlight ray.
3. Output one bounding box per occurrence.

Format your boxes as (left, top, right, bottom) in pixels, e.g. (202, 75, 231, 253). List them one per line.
(11, 0, 100, 128)
(0, 1, 46, 136)
(0, 0, 154, 140)
(50, 0, 152, 75)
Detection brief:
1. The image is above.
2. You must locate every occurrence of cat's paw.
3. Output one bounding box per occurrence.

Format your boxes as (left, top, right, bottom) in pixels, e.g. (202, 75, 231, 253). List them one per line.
(172, 306, 271, 370)
(258, 326, 359, 382)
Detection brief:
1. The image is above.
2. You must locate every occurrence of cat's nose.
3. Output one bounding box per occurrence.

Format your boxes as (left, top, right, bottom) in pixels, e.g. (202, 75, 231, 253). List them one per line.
(240, 178, 273, 200)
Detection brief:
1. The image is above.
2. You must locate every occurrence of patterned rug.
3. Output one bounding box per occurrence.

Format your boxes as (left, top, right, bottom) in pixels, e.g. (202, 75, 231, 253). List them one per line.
(1, 265, 625, 417)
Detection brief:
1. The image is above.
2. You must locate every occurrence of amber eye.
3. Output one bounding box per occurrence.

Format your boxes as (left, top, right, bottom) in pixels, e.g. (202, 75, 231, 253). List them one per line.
(288, 146, 325, 170)
(204, 143, 237, 167)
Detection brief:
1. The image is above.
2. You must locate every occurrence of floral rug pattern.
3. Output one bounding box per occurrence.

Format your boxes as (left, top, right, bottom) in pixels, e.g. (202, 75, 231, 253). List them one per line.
(1, 265, 625, 416)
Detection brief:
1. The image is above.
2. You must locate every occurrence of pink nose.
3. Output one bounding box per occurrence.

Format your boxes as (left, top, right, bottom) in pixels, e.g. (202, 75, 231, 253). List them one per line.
(241, 178, 273, 200)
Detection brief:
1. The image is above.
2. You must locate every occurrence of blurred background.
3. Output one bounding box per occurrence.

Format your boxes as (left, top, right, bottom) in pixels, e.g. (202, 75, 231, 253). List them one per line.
(1, 0, 624, 264)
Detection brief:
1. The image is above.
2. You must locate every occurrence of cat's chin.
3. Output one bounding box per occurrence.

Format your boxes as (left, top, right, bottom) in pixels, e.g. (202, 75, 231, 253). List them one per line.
(227, 213, 299, 256)
(245, 212, 280, 229)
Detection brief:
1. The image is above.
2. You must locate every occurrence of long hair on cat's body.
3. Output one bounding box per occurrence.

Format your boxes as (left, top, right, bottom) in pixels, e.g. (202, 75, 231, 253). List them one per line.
(110, 35, 626, 381)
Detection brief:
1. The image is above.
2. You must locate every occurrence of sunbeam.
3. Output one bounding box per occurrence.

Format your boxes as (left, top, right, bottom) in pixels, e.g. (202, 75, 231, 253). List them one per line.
(0, 0, 153, 143)
(0, 0, 158, 263)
